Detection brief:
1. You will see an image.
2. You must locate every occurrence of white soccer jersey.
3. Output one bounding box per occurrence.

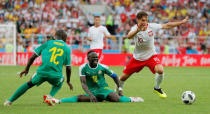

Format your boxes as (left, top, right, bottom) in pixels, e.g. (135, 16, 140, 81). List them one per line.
(88, 26, 111, 49)
(129, 23, 162, 61)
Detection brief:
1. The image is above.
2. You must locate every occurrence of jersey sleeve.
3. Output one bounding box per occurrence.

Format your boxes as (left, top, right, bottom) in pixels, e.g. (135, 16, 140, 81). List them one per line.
(79, 64, 86, 77)
(149, 23, 162, 32)
(65, 46, 71, 66)
(128, 25, 137, 34)
(103, 26, 111, 36)
(101, 64, 114, 76)
(34, 41, 48, 56)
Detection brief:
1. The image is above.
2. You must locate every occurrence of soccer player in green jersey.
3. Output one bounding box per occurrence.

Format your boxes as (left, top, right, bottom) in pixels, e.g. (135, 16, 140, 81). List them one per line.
(4, 30, 73, 106)
(45, 51, 144, 105)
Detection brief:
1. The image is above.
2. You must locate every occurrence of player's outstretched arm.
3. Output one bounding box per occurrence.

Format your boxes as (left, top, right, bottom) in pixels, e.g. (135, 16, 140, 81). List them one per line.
(80, 76, 97, 102)
(110, 73, 123, 96)
(127, 28, 139, 39)
(111, 73, 120, 88)
(162, 16, 189, 29)
(20, 54, 38, 78)
(106, 35, 116, 40)
(66, 66, 73, 90)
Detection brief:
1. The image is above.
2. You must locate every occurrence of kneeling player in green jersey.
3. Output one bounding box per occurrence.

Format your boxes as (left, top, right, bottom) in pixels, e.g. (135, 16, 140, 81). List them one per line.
(45, 51, 144, 105)
(4, 30, 73, 106)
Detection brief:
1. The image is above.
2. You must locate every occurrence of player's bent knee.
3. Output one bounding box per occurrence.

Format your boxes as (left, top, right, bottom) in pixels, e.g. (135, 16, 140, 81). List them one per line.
(155, 65, 164, 74)
(107, 92, 120, 102)
(157, 69, 164, 74)
(77, 95, 90, 102)
(27, 81, 35, 88)
(110, 97, 119, 102)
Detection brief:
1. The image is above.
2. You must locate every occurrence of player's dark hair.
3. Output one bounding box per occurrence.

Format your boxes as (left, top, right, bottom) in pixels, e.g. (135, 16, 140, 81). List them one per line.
(94, 16, 100, 18)
(46, 35, 54, 41)
(87, 50, 96, 56)
(136, 11, 148, 19)
(55, 30, 67, 42)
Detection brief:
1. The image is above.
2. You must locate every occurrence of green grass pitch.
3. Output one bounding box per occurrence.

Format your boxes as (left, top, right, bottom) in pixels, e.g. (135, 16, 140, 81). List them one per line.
(0, 66, 209, 114)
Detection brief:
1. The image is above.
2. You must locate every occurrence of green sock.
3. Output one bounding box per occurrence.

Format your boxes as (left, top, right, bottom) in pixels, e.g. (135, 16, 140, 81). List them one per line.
(49, 83, 62, 97)
(119, 96, 131, 102)
(60, 96, 78, 103)
(8, 83, 30, 102)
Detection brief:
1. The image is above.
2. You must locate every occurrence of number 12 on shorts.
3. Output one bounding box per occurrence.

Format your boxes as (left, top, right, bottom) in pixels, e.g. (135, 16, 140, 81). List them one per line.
(49, 47, 64, 65)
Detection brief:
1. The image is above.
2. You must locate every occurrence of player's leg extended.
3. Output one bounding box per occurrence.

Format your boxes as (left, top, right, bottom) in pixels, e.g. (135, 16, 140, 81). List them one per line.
(116, 73, 131, 96)
(45, 95, 90, 104)
(59, 96, 79, 103)
(4, 73, 45, 106)
(5, 81, 35, 106)
(154, 64, 167, 98)
(61, 95, 91, 103)
(106, 92, 144, 102)
(154, 64, 164, 89)
(48, 77, 64, 97)
(49, 82, 63, 97)
(117, 57, 144, 96)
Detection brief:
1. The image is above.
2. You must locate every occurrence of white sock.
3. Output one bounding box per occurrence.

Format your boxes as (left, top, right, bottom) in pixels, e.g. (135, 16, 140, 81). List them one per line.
(155, 73, 164, 89)
(47, 95, 52, 99)
(120, 79, 125, 89)
(52, 98, 60, 103)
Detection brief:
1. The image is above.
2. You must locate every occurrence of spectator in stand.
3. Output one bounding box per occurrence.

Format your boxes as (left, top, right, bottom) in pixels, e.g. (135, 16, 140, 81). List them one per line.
(0, 0, 209, 53)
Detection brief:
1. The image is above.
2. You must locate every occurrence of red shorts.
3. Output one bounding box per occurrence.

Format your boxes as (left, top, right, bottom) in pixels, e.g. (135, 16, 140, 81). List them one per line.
(123, 55, 161, 75)
(90, 49, 102, 59)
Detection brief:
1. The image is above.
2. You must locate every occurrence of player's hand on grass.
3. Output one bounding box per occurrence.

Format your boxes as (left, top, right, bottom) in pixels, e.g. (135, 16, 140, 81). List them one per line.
(118, 90, 123, 96)
(67, 82, 73, 91)
(19, 70, 29, 78)
(90, 95, 97, 102)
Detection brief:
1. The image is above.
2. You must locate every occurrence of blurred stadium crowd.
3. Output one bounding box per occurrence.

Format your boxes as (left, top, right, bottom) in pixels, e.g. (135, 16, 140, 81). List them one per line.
(0, 0, 209, 54)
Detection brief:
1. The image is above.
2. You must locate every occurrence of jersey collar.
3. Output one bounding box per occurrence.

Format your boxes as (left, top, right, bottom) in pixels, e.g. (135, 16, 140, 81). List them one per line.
(88, 63, 98, 69)
(57, 40, 64, 42)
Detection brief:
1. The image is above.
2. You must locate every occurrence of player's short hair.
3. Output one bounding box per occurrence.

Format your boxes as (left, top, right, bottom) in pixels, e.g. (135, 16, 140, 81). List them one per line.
(136, 11, 148, 19)
(94, 16, 100, 19)
(55, 30, 67, 41)
(87, 50, 96, 56)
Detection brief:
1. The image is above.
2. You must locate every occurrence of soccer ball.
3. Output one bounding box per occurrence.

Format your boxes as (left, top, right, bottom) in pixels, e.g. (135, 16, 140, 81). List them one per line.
(181, 91, 195, 104)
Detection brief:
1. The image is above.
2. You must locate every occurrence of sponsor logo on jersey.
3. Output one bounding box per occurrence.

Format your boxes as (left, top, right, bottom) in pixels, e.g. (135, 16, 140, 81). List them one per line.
(98, 70, 102, 74)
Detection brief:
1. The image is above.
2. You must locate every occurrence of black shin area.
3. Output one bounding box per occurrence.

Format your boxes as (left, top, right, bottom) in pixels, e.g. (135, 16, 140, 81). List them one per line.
(27, 80, 35, 88)
(77, 95, 91, 102)
(106, 92, 120, 102)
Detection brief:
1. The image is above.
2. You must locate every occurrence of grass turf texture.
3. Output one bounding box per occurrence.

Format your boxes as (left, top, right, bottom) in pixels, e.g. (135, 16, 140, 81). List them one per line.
(0, 66, 209, 114)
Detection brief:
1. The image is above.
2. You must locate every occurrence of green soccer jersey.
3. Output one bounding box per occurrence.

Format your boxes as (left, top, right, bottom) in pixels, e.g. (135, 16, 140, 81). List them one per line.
(79, 63, 114, 91)
(34, 40, 71, 78)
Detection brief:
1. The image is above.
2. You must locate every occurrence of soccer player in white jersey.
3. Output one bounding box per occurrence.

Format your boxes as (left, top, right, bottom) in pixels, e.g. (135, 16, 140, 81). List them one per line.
(116, 11, 189, 98)
(87, 14, 115, 59)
